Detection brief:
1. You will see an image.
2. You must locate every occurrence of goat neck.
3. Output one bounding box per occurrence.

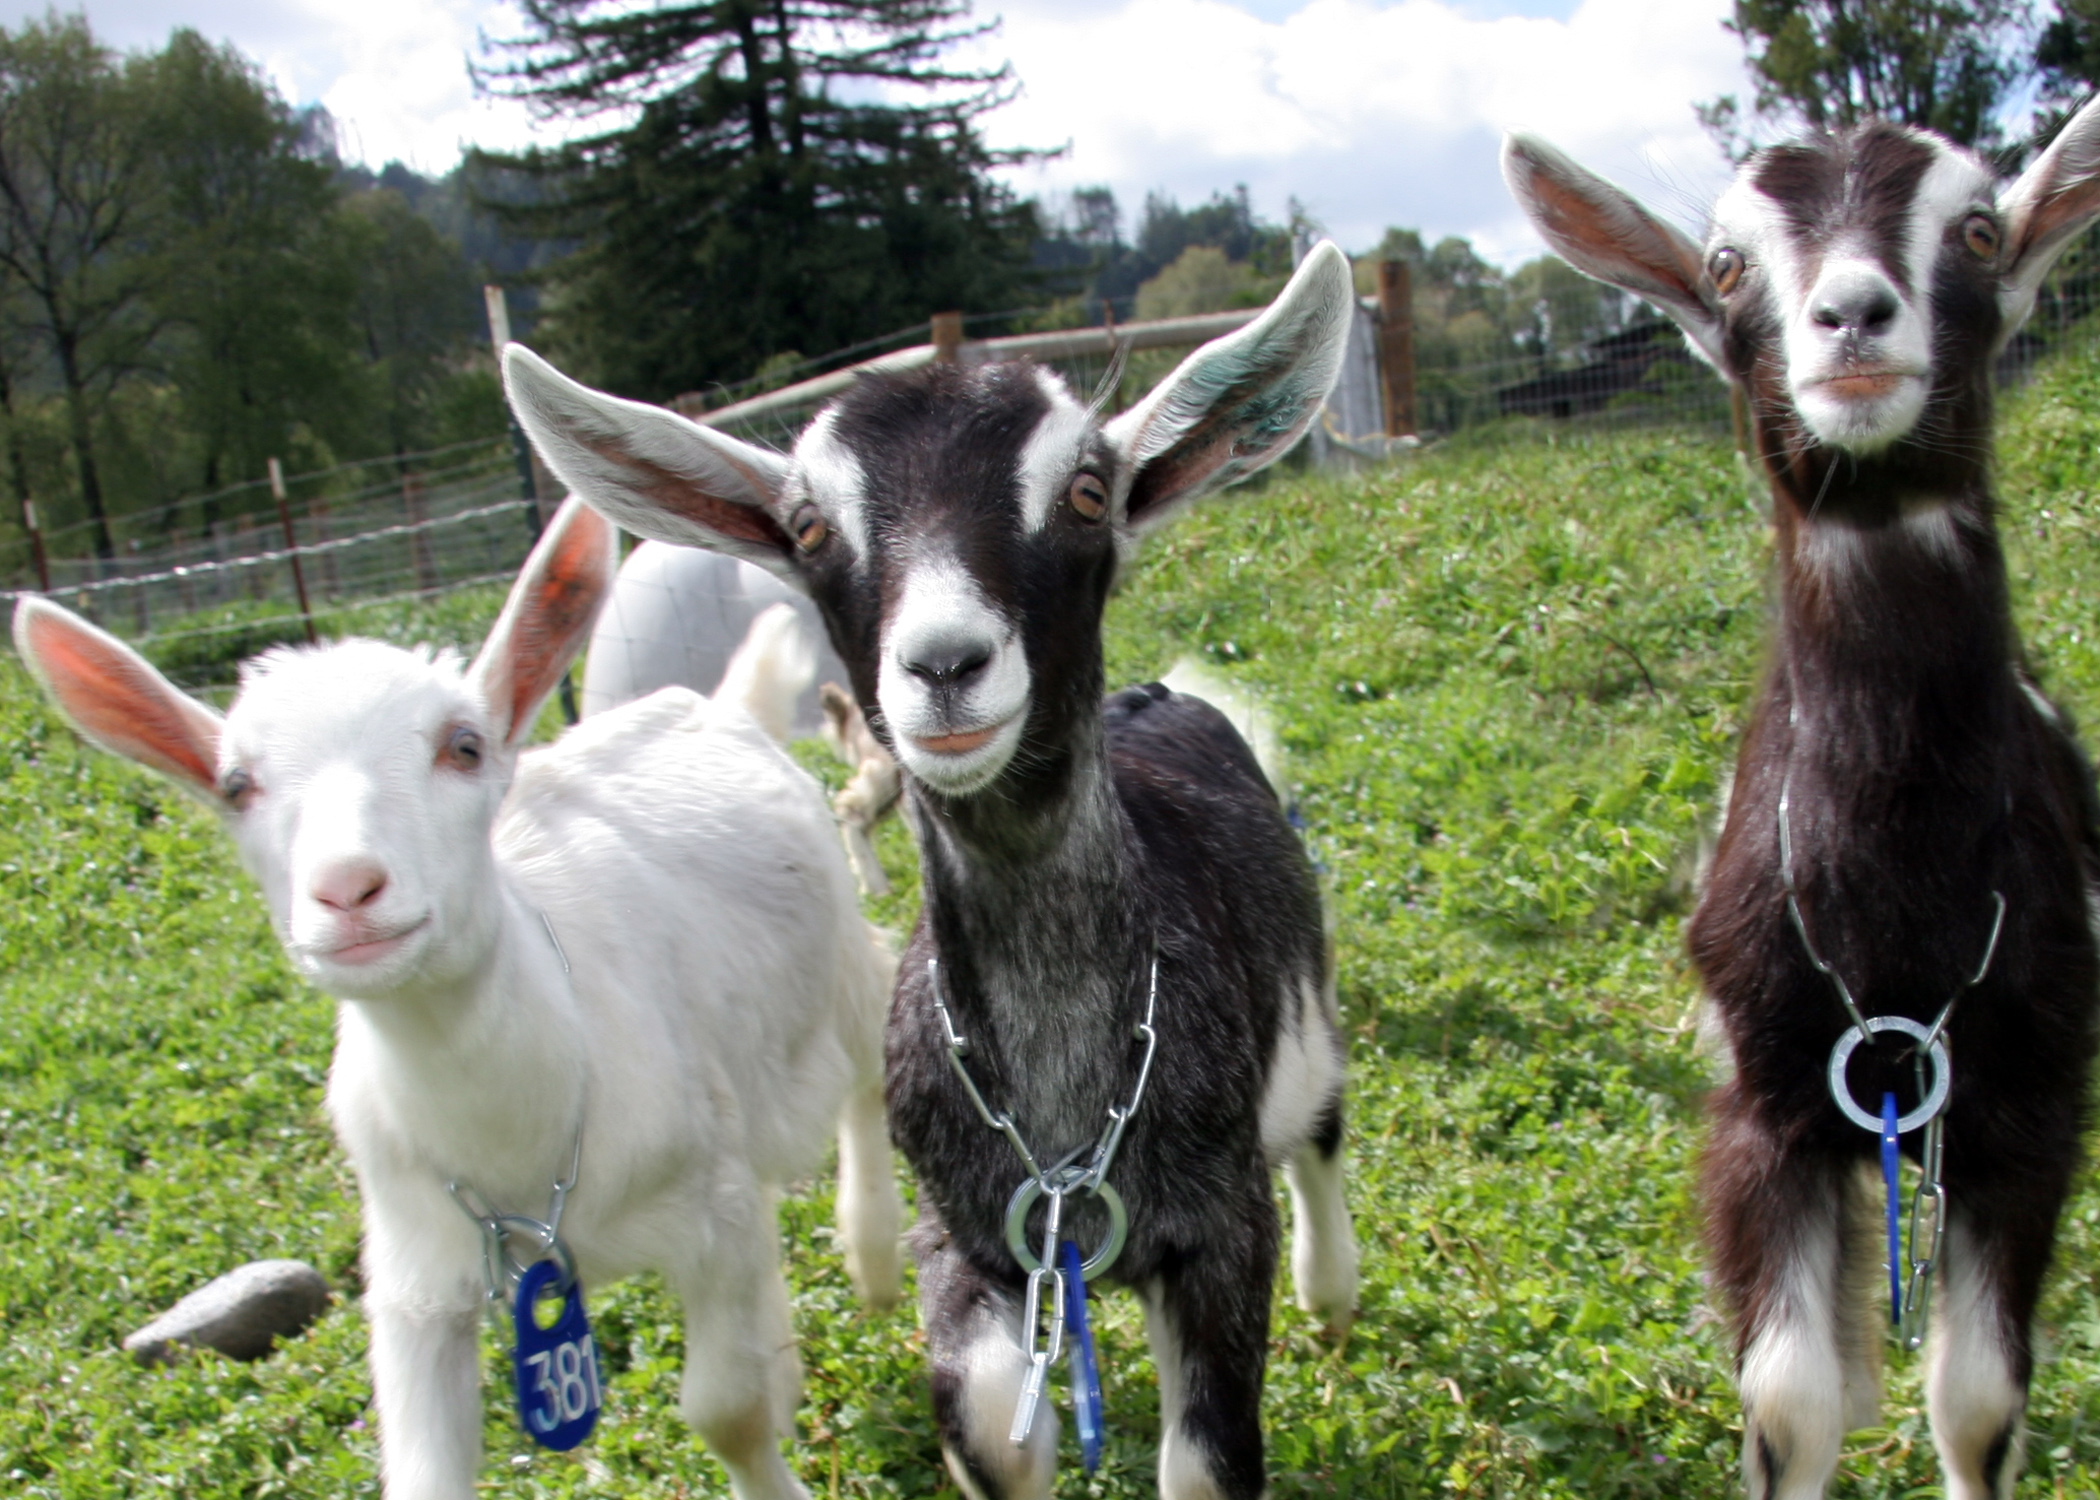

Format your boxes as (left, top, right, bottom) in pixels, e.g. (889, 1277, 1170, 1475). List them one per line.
(329, 874, 587, 1208)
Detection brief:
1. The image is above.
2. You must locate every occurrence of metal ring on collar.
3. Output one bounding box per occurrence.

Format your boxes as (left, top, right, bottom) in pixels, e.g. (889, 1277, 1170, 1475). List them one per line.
(493, 1214, 577, 1293)
(1826, 1016, 1951, 1135)
(1004, 1178, 1127, 1278)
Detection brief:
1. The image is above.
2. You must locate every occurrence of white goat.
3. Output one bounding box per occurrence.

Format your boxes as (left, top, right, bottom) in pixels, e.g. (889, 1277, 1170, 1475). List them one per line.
(13, 497, 901, 1500)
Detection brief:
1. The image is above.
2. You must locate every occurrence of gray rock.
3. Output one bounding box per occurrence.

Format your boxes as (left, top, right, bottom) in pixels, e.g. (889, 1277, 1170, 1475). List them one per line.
(124, 1259, 330, 1365)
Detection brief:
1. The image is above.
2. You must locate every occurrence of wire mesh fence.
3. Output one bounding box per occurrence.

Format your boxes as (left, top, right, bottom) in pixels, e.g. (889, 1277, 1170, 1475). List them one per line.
(12, 243, 2100, 698)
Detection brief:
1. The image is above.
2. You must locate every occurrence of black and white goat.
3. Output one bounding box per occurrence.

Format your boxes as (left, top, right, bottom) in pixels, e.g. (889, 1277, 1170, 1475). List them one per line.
(1505, 97, 2100, 1500)
(501, 245, 1362, 1500)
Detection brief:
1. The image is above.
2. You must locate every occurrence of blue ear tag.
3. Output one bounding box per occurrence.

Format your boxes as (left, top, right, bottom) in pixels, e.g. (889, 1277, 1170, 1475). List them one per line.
(1060, 1237, 1104, 1473)
(1880, 1091, 1902, 1324)
(512, 1258, 602, 1451)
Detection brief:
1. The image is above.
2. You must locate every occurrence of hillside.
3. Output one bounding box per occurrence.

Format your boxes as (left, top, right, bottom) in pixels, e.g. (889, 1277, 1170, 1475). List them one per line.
(7, 346, 2100, 1495)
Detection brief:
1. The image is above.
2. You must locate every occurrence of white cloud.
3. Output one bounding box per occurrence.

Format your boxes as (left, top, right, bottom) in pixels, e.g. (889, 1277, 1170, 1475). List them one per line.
(972, 0, 1749, 260)
(0, 0, 546, 174)
(8, 0, 1749, 259)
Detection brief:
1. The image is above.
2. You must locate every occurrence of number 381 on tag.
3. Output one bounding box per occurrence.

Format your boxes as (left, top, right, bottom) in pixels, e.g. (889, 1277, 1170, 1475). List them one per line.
(512, 1259, 603, 1451)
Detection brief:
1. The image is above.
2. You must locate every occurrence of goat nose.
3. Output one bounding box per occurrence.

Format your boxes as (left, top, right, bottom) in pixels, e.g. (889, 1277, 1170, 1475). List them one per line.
(903, 637, 993, 688)
(311, 859, 389, 912)
(1812, 274, 1900, 335)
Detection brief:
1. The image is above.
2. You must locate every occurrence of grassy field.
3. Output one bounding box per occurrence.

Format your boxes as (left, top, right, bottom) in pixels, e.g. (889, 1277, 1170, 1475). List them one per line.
(10, 345, 2100, 1497)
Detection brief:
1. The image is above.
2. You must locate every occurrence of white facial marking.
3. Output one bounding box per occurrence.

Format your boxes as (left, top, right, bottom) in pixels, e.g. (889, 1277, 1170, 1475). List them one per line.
(1908, 144, 1994, 296)
(1017, 368, 1092, 534)
(1718, 134, 2001, 455)
(877, 553, 1031, 796)
(792, 407, 869, 556)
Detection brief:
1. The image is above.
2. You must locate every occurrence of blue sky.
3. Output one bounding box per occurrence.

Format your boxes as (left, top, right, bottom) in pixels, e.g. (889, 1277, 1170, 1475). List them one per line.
(5, 0, 1747, 264)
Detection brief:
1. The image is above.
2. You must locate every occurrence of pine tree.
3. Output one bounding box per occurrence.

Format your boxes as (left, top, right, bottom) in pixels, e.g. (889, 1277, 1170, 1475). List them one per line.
(475, 0, 1043, 401)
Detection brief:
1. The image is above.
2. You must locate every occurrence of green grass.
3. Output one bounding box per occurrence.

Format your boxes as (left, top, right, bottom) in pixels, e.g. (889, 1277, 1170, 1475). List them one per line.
(12, 349, 2100, 1495)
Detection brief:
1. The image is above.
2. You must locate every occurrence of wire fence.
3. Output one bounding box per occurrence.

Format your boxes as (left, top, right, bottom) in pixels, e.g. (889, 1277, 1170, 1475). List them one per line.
(12, 242, 2100, 698)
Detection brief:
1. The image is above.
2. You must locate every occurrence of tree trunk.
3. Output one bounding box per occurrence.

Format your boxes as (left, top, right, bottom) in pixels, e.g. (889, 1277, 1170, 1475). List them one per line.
(54, 331, 113, 562)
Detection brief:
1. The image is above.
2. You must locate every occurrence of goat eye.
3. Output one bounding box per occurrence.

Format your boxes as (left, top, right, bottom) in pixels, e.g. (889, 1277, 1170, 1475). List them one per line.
(220, 767, 254, 807)
(1068, 473, 1108, 521)
(1963, 213, 2000, 260)
(790, 503, 828, 551)
(1709, 247, 1745, 296)
(441, 726, 483, 772)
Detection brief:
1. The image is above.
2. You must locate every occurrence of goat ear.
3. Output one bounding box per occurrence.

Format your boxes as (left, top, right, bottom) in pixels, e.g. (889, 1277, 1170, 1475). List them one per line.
(1501, 132, 1725, 368)
(2001, 94, 2100, 321)
(1104, 240, 1353, 536)
(469, 494, 617, 746)
(12, 596, 224, 801)
(502, 344, 800, 583)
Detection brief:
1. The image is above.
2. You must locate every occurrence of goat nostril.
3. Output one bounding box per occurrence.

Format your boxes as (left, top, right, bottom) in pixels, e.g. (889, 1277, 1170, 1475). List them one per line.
(904, 642, 993, 687)
(313, 863, 389, 912)
(1815, 284, 1901, 335)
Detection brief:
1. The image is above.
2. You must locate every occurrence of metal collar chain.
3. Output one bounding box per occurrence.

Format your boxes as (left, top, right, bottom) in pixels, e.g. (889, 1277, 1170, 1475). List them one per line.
(449, 1124, 585, 1331)
(928, 951, 1159, 1455)
(1776, 773, 2003, 1348)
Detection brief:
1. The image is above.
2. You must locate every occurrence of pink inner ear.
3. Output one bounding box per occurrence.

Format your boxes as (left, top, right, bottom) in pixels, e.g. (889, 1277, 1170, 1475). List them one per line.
(1529, 170, 1701, 308)
(503, 508, 612, 736)
(26, 612, 217, 789)
(578, 431, 792, 553)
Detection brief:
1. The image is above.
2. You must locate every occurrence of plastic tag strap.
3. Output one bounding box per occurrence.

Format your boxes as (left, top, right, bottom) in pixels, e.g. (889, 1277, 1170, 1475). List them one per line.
(512, 1258, 602, 1451)
(1881, 1091, 1901, 1324)
(1060, 1237, 1105, 1473)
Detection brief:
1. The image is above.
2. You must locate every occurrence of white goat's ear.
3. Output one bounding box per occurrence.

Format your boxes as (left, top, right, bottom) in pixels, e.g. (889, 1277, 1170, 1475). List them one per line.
(1104, 240, 1353, 537)
(2001, 94, 2100, 320)
(1501, 132, 1725, 368)
(12, 596, 224, 801)
(502, 344, 799, 581)
(469, 494, 617, 746)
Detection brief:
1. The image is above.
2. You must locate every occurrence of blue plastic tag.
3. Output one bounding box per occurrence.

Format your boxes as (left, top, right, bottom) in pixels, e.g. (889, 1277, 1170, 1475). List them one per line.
(1060, 1238, 1104, 1473)
(1881, 1091, 1901, 1324)
(512, 1258, 602, 1451)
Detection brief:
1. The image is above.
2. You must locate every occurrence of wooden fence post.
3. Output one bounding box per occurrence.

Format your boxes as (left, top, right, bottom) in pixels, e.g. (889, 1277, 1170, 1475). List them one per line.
(402, 473, 438, 593)
(22, 497, 49, 593)
(1377, 260, 1418, 438)
(485, 282, 577, 724)
(931, 311, 964, 364)
(270, 457, 317, 644)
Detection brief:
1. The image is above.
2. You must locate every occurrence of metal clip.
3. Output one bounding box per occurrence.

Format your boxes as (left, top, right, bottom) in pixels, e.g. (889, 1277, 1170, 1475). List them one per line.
(1901, 1112, 1947, 1351)
(1009, 1190, 1068, 1446)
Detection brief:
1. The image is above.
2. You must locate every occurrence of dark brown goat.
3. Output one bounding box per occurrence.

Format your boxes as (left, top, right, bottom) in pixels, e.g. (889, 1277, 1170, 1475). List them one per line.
(1505, 102, 2100, 1500)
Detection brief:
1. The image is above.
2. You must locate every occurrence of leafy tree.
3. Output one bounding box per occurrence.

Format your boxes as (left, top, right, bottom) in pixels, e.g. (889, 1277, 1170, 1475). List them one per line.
(475, 0, 1044, 400)
(338, 188, 480, 460)
(1700, 0, 2035, 155)
(1133, 245, 1263, 320)
(0, 14, 161, 561)
(2039, 1, 2100, 107)
(136, 30, 356, 512)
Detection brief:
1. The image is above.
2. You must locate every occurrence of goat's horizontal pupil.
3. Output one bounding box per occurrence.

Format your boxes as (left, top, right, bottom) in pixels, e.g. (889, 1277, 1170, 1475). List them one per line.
(1069, 473, 1108, 520)
(791, 503, 828, 549)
